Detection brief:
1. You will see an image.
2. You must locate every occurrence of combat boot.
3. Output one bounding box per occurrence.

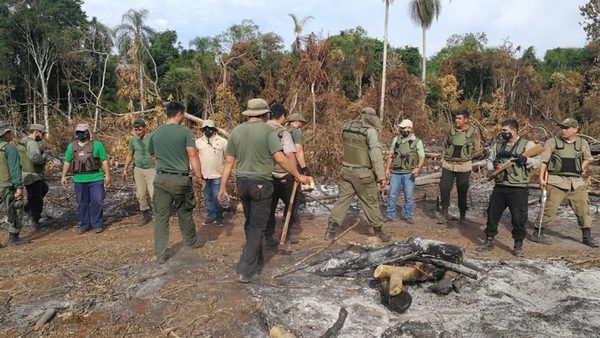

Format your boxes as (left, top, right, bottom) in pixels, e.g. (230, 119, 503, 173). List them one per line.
(324, 220, 339, 241)
(528, 227, 550, 245)
(514, 240, 524, 257)
(373, 226, 391, 242)
(139, 209, 152, 226)
(7, 233, 31, 246)
(436, 207, 449, 224)
(265, 235, 279, 249)
(476, 236, 494, 252)
(458, 209, 467, 225)
(582, 228, 599, 248)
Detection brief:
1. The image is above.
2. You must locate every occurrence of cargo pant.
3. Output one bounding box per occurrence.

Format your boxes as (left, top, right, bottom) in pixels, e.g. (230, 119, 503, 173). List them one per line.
(484, 186, 528, 241)
(237, 179, 273, 278)
(153, 173, 198, 260)
(439, 168, 471, 211)
(0, 186, 23, 235)
(541, 184, 592, 229)
(329, 167, 384, 227)
(266, 174, 301, 239)
(24, 179, 49, 222)
(134, 167, 156, 211)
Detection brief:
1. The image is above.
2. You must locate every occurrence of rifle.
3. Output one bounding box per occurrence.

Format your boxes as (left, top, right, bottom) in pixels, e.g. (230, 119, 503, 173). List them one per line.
(489, 144, 544, 177)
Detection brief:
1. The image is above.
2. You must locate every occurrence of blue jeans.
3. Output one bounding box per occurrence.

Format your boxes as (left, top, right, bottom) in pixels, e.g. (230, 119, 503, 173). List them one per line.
(385, 173, 415, 220)
(74, 180, 105, 230)
(204, 178, 223, 221)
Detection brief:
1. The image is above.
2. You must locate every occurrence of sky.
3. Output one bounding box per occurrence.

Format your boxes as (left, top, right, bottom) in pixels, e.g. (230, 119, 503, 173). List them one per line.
(82, 0, 590, 59)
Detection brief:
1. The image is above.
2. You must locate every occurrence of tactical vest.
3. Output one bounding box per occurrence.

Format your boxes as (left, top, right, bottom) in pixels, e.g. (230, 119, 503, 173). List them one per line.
(0, 141, 9, 184)
(71, 141, 101, 174)
(547, 136, 583, 177)
(444, 125, 475, 162)
(17, 137, 43, 174)
(342, 119, 372, 168)
(494, 138, 530, 187)
(391, 136, 421, 174)
(272, 125, 288, 175)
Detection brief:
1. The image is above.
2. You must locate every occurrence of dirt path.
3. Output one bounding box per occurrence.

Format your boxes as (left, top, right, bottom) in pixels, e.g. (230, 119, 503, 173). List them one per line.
(0, 183, 599, 337)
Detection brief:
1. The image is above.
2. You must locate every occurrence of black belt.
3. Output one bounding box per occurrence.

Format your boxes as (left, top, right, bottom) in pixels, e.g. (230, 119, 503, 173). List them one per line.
(157, 170, 189, 176)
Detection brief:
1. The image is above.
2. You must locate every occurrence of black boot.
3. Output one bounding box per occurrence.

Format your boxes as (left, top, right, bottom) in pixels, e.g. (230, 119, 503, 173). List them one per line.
(582, 228, 599, 248)
(374, 226, 391, 242)
(7, 233, 31, 246)
(324, 220, 339, 241)
(514, 240, 524, 257)
(458, 209, 467, 224)
(139, 209, 152, 226)
(476, 236, 495, 252)
(436, 207, 449, 224)
(265, 235, 279, 249)
(528, 227, 550, 244)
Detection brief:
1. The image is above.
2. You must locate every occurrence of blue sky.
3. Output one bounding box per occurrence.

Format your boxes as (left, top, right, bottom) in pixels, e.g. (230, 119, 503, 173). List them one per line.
(82, 0, 589, 59)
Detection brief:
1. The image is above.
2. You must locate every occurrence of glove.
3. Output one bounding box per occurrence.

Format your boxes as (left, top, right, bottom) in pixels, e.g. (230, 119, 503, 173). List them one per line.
(299, 167, 311, 176)
(492, 160, 502, 170)
(512, 155, 527, 166)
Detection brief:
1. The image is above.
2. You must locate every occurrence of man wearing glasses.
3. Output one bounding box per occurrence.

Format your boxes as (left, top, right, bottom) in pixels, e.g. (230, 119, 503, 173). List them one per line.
(384, 119, 425, 225)
(123, 118, 156, 226)
(529, 118, 598, 247)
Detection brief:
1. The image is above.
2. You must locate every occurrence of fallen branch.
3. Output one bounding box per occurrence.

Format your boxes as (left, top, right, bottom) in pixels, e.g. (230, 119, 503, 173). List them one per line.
(319, 307, 348, 338)
(272, 220, 359, 278)
(411, 257, 478, 280)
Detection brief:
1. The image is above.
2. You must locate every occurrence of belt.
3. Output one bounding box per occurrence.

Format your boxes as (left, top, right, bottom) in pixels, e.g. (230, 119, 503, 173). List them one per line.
(157, 170, 189, 176)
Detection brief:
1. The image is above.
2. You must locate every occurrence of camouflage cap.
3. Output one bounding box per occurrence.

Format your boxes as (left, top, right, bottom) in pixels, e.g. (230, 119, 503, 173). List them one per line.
(30, 124, 47, 133)
(558, 118, 579, 129)
(287, 113, 307, 123)
(75, 123, 90, 132)
(0, 121, 12, 136)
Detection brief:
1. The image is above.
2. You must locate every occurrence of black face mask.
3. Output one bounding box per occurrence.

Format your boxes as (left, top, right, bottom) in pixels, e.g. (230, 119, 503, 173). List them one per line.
(76, 131, 89, 141)
(400, 130, 410, 138)
(204, 128, 215, 138)
(500, 131, 512, 141)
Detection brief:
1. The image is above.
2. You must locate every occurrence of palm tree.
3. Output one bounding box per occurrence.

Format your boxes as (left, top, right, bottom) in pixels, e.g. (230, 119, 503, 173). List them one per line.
(288, 14, 314, 51)
(115, 8, 156, 111)
(379, 0, 394, 121)
(409, 0, 442, 84)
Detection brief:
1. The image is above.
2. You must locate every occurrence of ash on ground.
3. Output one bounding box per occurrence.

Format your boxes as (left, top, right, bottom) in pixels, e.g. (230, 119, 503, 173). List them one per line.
(251, 259, 600, 337)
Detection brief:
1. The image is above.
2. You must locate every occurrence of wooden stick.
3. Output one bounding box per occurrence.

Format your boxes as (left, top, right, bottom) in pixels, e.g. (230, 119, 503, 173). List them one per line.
(272, 220, 359, 278)
(279, 182, 298, 251)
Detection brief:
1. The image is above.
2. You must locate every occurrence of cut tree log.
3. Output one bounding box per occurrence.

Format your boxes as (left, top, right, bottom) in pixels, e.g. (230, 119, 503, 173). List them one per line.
(411, 257, 478, 279)
(270, 326, 297, 338)
(373, 263, 423, 296)
(315, 239, 464, 277)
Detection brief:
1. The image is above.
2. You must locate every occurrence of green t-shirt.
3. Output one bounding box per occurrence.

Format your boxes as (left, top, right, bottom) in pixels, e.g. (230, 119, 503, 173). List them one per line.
(149, 124, 195, 174)
(287, 127, 304, 145)
(64, 141, 107, 183)
(128, 133, 154, 169)
(226, 121, 283, 181)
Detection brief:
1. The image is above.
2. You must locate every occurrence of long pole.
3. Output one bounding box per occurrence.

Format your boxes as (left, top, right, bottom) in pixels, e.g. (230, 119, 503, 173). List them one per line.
(379, 0, 390, 122)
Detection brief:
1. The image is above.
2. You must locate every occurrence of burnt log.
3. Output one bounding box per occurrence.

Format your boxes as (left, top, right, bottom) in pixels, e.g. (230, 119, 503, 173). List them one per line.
(315, 239, 464, 277)
(319, 307, 348, 338)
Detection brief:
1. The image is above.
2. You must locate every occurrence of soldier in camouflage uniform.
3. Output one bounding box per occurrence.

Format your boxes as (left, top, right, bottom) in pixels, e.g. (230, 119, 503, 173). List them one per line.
(325, 107, 391, 242)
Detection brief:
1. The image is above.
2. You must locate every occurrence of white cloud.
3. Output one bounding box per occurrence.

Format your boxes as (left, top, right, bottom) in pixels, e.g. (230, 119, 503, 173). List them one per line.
(82, 0, 589, 57)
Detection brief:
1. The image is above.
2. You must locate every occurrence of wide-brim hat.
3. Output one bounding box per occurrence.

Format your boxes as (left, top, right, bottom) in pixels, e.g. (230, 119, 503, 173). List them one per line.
(288, 113, 308, 123)
(558, 117, 579, 129)
(202, 119, 215, 128)
(360, 107, 382, 129)
(242, 98, 271, 117)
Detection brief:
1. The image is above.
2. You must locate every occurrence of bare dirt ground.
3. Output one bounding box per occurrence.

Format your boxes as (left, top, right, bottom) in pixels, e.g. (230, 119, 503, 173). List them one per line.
(0, 180, 599, 337)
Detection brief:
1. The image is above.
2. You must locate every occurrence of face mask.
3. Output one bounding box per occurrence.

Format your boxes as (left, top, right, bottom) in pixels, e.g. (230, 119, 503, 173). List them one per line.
(500, 131, 512, 141)
(76, 131, 89, 141)
(400, 130, 410, 138)
(204, 128, 215, 138)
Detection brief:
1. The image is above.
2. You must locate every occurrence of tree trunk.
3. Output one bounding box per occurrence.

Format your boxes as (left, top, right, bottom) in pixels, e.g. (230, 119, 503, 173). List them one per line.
(421, 27, 426, 83)
(139, 60, 145, 111)
(67, 84, 73, 123)
(311, 81, 316, 131)
(379, 0, 390, 122)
